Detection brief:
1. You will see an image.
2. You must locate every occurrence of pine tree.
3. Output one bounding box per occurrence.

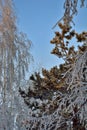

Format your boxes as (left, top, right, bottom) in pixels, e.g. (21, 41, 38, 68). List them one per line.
(19, 0, 87, 129)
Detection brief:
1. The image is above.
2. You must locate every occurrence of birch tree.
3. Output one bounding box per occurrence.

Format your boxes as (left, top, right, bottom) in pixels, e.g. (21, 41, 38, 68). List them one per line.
(0, 0, 32, 129)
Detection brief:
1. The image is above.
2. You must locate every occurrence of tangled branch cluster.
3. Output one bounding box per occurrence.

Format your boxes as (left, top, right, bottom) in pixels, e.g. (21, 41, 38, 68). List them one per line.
(53, 0, 87, 28)
(19, 52, 87, 129)
(64, 0, 87, 24)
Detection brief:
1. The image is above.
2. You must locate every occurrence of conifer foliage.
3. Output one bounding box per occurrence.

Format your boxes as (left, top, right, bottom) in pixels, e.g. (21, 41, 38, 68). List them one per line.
(19, 0, 87, 130)
(0, 0, 86, 129)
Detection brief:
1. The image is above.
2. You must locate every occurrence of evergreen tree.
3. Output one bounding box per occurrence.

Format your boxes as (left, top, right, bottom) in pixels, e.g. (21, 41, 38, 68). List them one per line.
(19, 0, 87, 129)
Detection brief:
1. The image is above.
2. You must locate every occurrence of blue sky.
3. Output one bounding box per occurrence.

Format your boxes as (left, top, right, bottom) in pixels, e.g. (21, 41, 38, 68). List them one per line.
(14, 0, 87, 72)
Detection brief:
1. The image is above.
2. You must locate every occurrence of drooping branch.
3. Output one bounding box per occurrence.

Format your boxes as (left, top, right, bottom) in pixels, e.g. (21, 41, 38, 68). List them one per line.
(53, 0, 87, 29)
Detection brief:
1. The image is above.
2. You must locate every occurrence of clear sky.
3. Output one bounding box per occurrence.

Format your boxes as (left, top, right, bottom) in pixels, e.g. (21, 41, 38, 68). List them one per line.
(14, 0, 87, 72)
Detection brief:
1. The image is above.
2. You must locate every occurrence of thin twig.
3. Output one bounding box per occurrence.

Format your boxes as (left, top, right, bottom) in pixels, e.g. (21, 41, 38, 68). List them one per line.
(52, 16, 64, 29)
